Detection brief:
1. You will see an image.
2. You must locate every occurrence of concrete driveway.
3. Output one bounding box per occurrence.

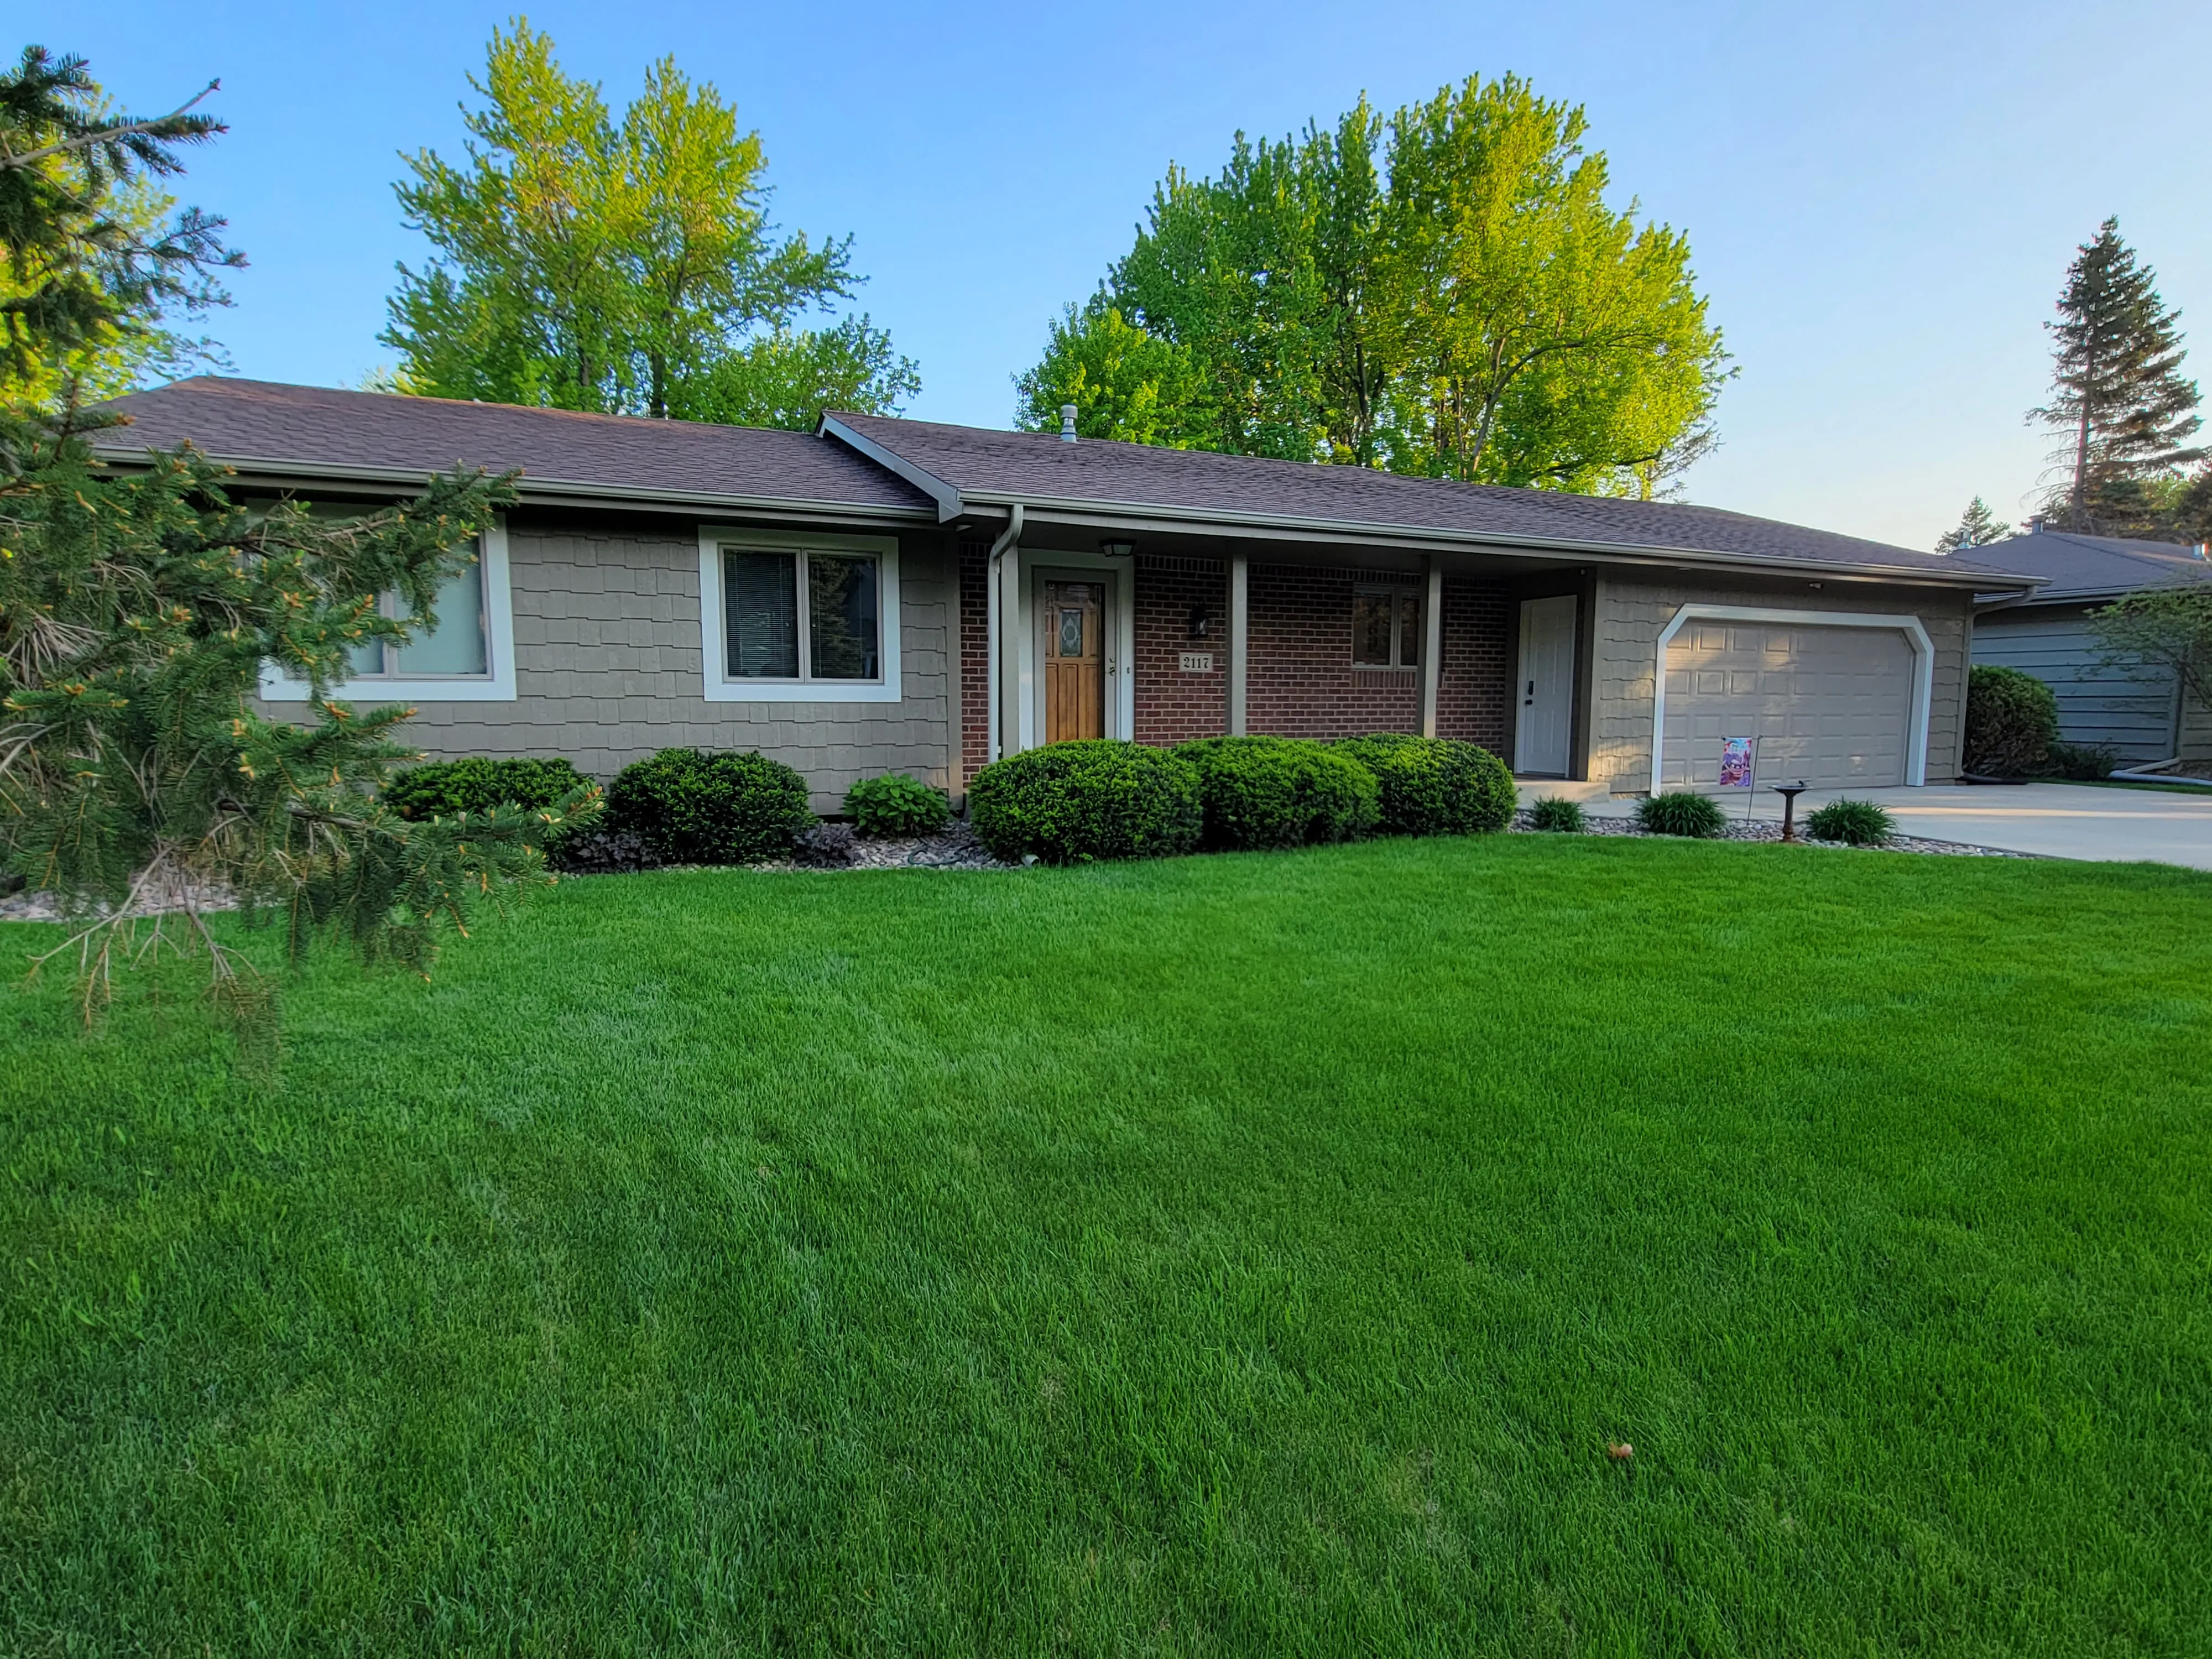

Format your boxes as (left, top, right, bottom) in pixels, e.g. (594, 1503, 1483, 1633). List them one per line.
(1519, 781, 2212, 870)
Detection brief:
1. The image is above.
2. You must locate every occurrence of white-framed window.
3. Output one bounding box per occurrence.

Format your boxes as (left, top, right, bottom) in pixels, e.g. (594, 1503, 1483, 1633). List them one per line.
(697, 526, 901, 703)
(260, 518, 517, 702)
(1352, 584, 1420, 669)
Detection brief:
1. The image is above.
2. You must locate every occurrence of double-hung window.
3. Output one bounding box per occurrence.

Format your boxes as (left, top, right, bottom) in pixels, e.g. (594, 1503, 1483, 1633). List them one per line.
(259, 518, 516, 702)
(700, 528, 902, 702)
(1352, 585, 1421, 669)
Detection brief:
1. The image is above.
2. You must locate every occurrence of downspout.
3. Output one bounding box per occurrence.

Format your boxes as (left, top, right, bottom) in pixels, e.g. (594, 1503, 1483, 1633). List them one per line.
(986, 504, 1024, 763)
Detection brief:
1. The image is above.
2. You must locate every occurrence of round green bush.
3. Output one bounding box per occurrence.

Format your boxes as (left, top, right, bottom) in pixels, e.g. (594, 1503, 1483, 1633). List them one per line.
(606, 748, 815, 865)
(1331, 733, 1516, 836)
(1635, 790, 1726, 838)
(1528, 794, 1586, 832)
(1173, 736, 1379, 850)
(844, 773, 952, 838)
(968, 740, 1202, 865)
(1805, 797, 1895, 847)
(1963, 664, 2058, 777)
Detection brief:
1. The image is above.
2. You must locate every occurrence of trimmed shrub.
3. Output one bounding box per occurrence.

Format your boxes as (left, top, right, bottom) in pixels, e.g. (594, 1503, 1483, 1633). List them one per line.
(384, 757, 591, 825)
(1528, 795, 1586, 832)
(2044, 739, 2117, 781)
(1635, 791, 1726, 838)
(1806, 797, 1895, 847)
(1964, 664, 2059, 776)
(1331, 733, 1516, 836)
(1173, 736, 1380, 850)
(968, 740, 1202, 865)
(606, 747, 815, 865)
(844, 773, 952, 838)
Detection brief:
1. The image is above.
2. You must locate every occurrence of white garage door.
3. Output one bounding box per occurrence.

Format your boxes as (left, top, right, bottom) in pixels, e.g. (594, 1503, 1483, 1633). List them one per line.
(1661, 619, 1916, 790)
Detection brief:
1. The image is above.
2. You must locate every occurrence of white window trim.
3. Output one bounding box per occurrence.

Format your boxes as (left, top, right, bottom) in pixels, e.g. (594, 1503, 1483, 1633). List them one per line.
(260, 517, 517, 703)
(698, 525, 902, 704)
(1350, 581, 1422, 671)
(1648, 603, 1935, 790)
(1016, 550, 1135, 749)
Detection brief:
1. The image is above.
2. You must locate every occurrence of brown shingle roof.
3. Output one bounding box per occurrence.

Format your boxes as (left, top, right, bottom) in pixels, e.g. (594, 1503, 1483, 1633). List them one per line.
(826, 411, 2023, 585)
(94, 377, 936, 515)
(1961, 529, 2212, 601)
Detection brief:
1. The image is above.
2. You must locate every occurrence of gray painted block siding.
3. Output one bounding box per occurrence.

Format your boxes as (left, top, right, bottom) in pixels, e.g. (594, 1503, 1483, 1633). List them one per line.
(273, 523, 957, 812)
(1589, 576, 1973, 793)
(1971, 608, 2181, 766)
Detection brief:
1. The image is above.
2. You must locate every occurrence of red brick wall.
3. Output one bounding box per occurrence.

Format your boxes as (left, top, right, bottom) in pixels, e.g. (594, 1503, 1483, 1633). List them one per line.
(958, 539, 989, 787)
(1134, 555, 1229, 745)
(1438, 577, 1512, 752)
(1246, 565, 1422, 739)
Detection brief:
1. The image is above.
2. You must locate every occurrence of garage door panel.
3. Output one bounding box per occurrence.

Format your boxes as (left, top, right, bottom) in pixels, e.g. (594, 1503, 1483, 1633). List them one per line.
(1661, 620, 1913, 790)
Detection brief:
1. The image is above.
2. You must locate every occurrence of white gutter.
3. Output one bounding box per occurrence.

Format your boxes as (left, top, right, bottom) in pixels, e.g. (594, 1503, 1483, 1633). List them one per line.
(985, 504, 1023, 764)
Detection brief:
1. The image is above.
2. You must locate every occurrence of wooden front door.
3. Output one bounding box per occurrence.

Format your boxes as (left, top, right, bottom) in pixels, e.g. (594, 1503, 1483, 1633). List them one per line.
(1044, 581, 1106, 743)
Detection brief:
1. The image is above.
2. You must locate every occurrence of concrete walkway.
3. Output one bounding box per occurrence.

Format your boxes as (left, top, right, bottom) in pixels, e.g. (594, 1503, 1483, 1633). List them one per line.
(1515, 780, 2212, 870)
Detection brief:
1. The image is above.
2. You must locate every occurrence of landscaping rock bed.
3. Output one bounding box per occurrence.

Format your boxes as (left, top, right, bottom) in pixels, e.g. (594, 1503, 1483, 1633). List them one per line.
(1509, 809, 2036, 857)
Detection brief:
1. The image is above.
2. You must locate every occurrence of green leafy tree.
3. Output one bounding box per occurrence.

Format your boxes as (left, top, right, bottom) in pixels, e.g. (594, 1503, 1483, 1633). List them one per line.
(1936, 495, 2012, 552)
(383, 22, 916, 429)
(1015, 76, 1728, 497)
(0, 46, 239, 409)
(1, 50, 597, 1023)
(2089, 584, 2212, 736)
(2029, 218, 2203, 531)
(1013, 296, 1208, 446)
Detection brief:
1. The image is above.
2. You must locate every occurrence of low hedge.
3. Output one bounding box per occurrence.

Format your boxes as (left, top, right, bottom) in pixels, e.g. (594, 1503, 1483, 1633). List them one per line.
(1331, 733, 1516, 836)
(1173, 736, 1379, 851)
(968, 741, 1202, 864)
(1964, 664, 2059, 776)
(1806, 797, 1895, 846)
(606, 747, 815, 865)
(383, 757, 591, 826)
(844, 773, 952, 838)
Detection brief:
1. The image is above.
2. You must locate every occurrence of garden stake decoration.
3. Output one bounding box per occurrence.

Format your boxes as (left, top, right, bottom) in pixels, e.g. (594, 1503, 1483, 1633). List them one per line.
(1773, 781, 1809, 842)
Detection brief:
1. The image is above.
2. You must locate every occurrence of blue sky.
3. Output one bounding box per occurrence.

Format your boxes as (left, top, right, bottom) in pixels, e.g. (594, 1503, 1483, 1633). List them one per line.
(53, 0, 2212, 550)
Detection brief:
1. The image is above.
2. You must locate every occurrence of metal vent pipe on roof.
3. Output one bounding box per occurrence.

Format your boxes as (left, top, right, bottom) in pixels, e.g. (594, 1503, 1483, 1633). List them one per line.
(1060, 404, 1078, 442)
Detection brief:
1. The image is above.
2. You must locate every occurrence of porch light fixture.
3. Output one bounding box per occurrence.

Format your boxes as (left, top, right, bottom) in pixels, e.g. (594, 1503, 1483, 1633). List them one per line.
(1099, 539, 1135, 559)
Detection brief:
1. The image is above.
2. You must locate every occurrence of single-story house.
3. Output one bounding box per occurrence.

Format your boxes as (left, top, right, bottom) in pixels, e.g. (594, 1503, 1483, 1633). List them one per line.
(1969, 527, 2212, 768)
(97, 377, 2037, 808)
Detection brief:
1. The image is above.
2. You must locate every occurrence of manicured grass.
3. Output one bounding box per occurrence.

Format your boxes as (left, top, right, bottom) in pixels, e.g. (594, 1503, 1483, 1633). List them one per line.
(3, 837, 2209, 1655)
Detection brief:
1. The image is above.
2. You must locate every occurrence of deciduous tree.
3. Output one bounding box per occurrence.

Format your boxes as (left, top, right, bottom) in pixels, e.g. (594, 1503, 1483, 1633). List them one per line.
(383, 23, 916, 428)
(1015, 76, 1728, 498)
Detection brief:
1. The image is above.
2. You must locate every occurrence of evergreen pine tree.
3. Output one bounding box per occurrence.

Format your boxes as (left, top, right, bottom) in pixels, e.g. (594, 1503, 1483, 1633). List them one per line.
(2029, 218, 2203, 530)
(2, 49, 599, 1025)
(1935, 495, 2011, 552)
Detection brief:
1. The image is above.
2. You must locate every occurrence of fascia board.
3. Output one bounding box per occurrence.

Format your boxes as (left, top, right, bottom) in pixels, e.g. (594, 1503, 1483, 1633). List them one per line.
(817, 416, 964, 521)
(1000, 498, 2034, 591)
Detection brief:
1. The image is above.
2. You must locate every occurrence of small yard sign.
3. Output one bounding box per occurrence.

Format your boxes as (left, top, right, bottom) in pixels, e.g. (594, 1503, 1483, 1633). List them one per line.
(1719, 735, 1755, 787)
(1178, 652, 1215, 673)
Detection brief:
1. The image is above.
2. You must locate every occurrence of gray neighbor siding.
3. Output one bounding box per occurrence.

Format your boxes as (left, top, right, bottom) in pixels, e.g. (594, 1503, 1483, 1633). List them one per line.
(1588, 575, 1974, 792)
(1971, 607, 2181, 766)
(286, 518, 957, 812)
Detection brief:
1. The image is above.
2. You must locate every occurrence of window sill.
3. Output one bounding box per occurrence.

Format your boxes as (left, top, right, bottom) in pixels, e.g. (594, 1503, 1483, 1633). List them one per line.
(703, 679, 902, 705)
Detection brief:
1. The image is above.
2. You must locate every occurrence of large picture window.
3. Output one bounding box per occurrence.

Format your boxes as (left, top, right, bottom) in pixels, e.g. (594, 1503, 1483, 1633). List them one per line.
(1352, 586, 1420, 669)
(699, 529, 902, 703)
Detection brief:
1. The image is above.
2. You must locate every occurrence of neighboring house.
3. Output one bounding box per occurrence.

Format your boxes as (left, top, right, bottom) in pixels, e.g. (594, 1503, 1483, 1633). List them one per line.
(1968, 528, 2212, 768)
(97, 378, 2035, 807)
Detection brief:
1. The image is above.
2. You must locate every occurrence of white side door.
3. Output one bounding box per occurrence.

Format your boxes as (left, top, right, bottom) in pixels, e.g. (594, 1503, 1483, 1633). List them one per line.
(1515, 595, 1577, 775)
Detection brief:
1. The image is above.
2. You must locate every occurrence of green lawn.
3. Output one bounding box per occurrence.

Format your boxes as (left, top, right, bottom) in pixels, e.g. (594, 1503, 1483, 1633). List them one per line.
(3, 838, 2208, 1656)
